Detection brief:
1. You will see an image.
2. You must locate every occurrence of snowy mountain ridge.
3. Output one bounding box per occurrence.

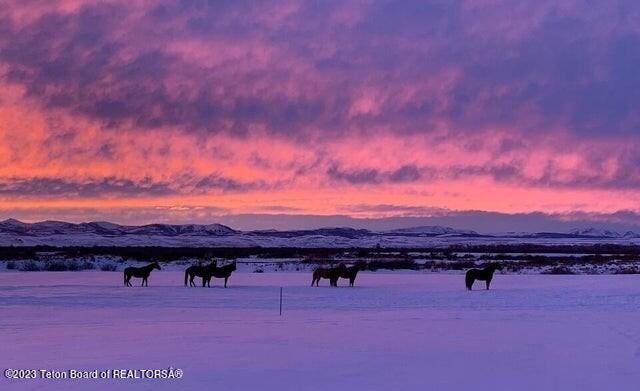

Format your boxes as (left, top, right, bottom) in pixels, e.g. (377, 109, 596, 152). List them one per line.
(0, 219, 237, 236)
(0, 219, 639, 247)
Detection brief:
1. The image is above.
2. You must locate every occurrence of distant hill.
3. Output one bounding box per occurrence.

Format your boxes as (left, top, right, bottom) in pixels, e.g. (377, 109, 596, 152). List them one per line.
(387, 226, 479, 236)
(0, 219, 236, 237)
(0, 219, 638, 247)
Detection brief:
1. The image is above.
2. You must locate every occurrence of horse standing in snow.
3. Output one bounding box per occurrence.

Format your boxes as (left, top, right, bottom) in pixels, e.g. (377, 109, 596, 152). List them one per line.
(338, 265, 360, 287)
(465, 263, 502, 290)
(207, 261, 237, 288)
(311, 263, 346, 287)
(184, 262, 217, 287)
(124, 262, 161, 287)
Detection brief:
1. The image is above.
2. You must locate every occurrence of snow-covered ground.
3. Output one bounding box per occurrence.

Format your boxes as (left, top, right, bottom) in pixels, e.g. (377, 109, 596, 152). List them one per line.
(4, 255, 640, 275)
(3, 231, 640, 247)
(2, 272, 640, 390)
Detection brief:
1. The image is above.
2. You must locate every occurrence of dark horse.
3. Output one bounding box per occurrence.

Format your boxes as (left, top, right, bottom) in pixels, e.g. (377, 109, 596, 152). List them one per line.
(338, 265, 360, 287)
(311, 263, 346, 287)
(124, 262, 161, 287)
(206, 261, 237, 288)
(184, 262, 217, 287)
(465, 263, 502, 290)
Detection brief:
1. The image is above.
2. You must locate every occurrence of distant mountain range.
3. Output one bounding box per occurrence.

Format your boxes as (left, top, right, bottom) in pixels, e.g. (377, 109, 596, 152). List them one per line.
(0, 219, 638, 247)
(0, 219, 236, 236)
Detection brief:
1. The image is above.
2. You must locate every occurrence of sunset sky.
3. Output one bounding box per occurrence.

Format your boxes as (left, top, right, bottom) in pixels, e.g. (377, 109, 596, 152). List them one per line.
(1, 1, 640, 231)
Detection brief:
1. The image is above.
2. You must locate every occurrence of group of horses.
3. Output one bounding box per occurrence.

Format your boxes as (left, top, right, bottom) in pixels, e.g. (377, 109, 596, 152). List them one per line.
(311, 263, 360, 287)
(123, 260, 503, 291)
(123, 261, 237, 288)
(184, 261, 237, 288)
(312, 262, 502, 290)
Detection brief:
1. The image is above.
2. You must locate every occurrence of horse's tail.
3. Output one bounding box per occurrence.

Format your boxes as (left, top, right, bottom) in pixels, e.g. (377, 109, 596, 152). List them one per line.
(184, 270, 189, 286)
(465, 271, 474, 290)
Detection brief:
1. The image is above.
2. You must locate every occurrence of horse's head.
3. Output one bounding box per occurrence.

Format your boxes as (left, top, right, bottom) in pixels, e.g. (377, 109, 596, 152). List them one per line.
(229, 261, 237, 271)
(335, 263, 346, 270)
(153, 262, 162, 270)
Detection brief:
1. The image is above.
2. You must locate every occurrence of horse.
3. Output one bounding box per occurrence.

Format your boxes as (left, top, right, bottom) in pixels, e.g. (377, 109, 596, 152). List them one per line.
(206, 261, 237, 288)
(465, 263, 502, 290)
(124, 262, 161, 287)
(338, 265, 360, 287)
(184, 262, 217, 287)
(311, 263, 346, 287)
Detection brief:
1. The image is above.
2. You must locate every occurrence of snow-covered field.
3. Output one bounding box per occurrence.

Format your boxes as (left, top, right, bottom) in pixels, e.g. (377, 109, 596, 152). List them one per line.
(4, 231, 640, 247)
(2, 272, 640, 390)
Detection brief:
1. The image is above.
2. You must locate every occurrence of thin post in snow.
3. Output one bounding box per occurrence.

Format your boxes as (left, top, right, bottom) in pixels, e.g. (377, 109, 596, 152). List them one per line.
(279, 287, 283, 316)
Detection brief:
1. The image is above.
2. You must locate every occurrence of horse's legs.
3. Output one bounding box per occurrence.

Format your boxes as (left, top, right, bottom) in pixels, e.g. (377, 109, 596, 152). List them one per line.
(486, 278, 491, 290)
(465, 273, 474, 290)
(224, 277, 228, 288)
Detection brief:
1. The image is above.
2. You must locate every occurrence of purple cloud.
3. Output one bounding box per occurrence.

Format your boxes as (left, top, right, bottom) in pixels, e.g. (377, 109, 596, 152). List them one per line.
(1, 0, 639, 140)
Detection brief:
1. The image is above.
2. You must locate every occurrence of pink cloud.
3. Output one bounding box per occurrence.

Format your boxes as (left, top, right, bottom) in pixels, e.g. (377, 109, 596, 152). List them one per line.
(1, 0, 640, 224)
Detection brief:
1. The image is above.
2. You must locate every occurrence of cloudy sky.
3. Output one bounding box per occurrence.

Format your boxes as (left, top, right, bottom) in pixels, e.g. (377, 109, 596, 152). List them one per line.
(1, 0, 639, 231)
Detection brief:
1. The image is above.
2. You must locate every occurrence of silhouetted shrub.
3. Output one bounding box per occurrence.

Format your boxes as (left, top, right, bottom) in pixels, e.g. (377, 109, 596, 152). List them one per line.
(542, 266, 574, 275)
(5, 261, 16, 270)
(44, 261, 69, 271)
(79, 260, 95, 270)
(43, 260, 96, 271)
(614, 267, 639, 275)
(100, 263, 117, 271)
(447, 260, 477, 270)
(20, 261, 41, 271)
(364, 259, 418, 271)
